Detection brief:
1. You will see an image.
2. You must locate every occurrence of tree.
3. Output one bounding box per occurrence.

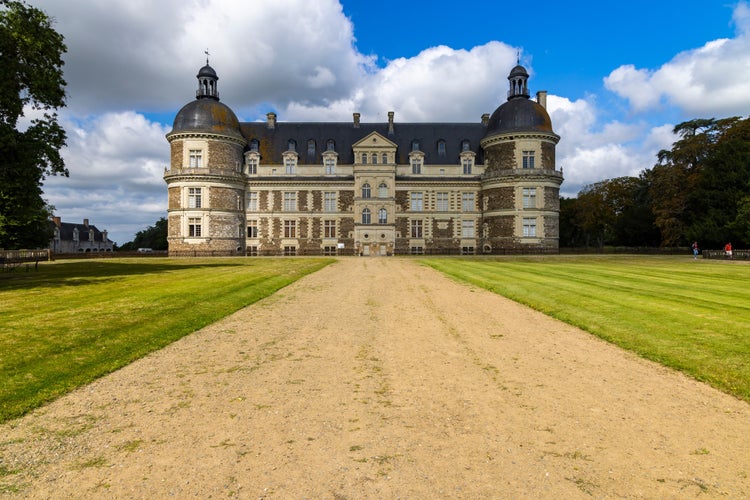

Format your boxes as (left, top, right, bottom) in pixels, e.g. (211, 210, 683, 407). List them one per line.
(119, 218, 168, 251)
(0, 1, 67, 249)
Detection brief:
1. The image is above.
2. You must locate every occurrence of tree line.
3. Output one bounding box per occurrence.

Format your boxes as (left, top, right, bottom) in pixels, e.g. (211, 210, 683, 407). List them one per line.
(561, 117, 750, 250)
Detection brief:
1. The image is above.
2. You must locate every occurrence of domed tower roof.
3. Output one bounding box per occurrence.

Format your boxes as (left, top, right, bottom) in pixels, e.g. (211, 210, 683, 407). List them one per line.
(168, 59, 244, 142)
(484, 63, 556, 136)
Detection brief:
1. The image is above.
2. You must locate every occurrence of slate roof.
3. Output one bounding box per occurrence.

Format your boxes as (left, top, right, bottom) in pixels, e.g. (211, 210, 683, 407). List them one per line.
(239, 121, 487, 166)
(51, 221, 111, 243)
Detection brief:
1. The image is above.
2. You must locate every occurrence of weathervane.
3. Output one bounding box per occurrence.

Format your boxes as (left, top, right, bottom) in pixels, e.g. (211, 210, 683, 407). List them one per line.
(205, 49, 210, 65)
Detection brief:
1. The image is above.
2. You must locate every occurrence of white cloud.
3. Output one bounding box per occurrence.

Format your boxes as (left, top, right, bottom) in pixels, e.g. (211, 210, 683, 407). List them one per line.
(604, 2, 750, 117)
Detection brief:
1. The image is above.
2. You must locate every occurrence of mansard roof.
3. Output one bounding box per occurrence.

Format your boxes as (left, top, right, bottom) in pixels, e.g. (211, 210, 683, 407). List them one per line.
(239, 121, 486, 165)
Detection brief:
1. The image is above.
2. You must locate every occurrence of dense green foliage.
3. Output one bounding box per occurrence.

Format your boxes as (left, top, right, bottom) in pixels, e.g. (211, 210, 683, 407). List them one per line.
(118, 217, 168, 250)
(562, 117, 750, 249)
(0, 257, 333, 422)
(422, 256, 750, 403)
(0, 1, 67, 249)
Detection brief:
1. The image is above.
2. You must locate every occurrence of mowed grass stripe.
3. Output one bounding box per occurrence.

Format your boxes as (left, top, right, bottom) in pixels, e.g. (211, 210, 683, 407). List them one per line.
(421, 256, 750, 402)
(0, 257, 333, 422)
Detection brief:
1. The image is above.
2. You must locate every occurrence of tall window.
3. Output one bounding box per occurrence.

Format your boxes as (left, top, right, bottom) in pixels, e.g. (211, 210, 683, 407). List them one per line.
(437, 140, 446, 156)
(462, 157, 473, 174)
(324, 156, 336, 174)
(247, 220, 258, 238)
(362, 153, 368, 164)
(378, 182, 388, 198)
(284, 220, 297, 238)
(522, 150, 535, 169)
(378, 208, 387, 224)
(189, 149, 203, 168)
(372, 153, 378, 164)
(247, 191, 258, 211)
(307, 139, 316, 156)
(462, 192, 475, 211)
(523, 217, 537, 237)
(436, 192, 449, 211)
(287, 139, 297, 151)
(247, 157, 258, 175)
(283, 192, 297, 211)
(362, 183, 371, 199)
(461, 220, 475, 238)
(324, 192, 336, 212)
(362, 208, 371, 224)
(382, 153, 388, 164)
(188, 217, 202, 237)
(410, 192, 423, 211)
(324, 220, 336, 238)
(411, 157, 422, 174)
(284, 156, 296, 174)
(410, 219, 423, 238)
(523, 188, 537, 208)
(188, 187, 202, 208)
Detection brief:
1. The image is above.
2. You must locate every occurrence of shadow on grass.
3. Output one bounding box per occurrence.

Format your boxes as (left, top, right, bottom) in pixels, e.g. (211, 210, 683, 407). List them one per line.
(0, 260, 251, 291)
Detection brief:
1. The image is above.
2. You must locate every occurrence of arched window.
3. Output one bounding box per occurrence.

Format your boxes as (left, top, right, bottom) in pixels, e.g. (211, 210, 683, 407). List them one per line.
(372, 153, 378, 164)
(362, 208, 371, 224)
(362, 183, 371, 199)
(378, 182, 388, 198)
(382, 153, 388, 164)
(326, 139, 335, 151)
(437, 140, 446, 156)
(287, 139, 297, 151)
(378, 208, 387, 224)
(362, 153, 368, 164)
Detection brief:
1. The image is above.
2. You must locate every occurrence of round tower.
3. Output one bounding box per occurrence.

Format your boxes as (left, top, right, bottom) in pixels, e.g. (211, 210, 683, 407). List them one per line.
(164, 60, 247, 255)
(479, 63, 563, 253)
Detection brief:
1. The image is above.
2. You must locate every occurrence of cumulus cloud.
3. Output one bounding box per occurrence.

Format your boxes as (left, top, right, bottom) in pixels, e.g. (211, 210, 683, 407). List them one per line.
(604, 2, 750, 117)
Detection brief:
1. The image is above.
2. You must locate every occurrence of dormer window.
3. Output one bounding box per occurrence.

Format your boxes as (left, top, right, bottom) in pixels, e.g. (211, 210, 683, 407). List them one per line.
(409, 151, 424, 174)
(323, 151, 337, 174)
(411, 140, 420, 152)
(460, 151, 476, 175)
(282, 151, 298, 174)
(250, 139, 259, 152)
(326, 139, 335, 151)
(245, 151, 260, 175)
(437, 140, 446, 156)
(307, 139, 316, 157)
(287, 139, 297, 152)
(461, 140, 471, 152)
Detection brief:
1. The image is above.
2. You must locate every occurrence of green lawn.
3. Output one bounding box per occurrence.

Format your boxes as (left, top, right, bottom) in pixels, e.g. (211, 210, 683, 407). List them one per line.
(0, 257, 333, 423)
(421, 255, 750, 403)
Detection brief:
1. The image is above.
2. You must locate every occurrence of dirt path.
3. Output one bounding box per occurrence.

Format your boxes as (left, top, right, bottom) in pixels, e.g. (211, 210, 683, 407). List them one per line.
(1, 258, 748, 498)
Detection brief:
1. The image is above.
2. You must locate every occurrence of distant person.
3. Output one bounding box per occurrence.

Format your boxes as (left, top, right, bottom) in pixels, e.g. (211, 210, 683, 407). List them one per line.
(692, 241, 699, 259)
(724, 242, 733, 259)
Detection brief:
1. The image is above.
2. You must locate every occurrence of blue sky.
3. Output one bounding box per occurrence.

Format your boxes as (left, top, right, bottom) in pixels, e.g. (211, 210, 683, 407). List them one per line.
(27, 0, 750, 245)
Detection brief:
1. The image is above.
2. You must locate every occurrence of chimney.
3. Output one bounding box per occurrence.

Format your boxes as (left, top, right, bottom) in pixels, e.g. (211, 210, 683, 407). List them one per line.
(536, 91, 547, 109)
(481, 113, 489, 126)
(53, 216, 61, 227)
(266, 112, 276, 129)
(353, 112, 360, 128)
(83, 218, 89, 228)
(387, 111, 394, 134)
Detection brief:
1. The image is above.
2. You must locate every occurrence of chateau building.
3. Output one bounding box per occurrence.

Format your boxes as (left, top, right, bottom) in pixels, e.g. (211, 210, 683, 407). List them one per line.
(164, 61, 562, 256)
(49, 217, 114, 253)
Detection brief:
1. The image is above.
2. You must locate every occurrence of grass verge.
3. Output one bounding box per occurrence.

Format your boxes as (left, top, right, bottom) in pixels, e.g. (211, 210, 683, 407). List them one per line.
(420, 255, 750, 402)
(0, 257, 333, 423)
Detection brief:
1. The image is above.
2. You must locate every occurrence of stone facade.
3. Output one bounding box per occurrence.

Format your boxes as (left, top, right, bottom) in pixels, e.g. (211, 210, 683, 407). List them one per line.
(164, 62, 563, 256)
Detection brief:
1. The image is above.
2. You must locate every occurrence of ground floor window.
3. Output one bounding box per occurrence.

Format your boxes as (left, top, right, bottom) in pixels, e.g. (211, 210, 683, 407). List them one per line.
(324, 220, 336, 238)
(188, 217, 202, 237)
(410, 219, 423, 238)
(284, 220, 297, 238)
(523, 217, 537, 237)
(247, 246, 258, 256)
(284, 246, 297, 256)
(323, 246, 337, 256)
(461, 246, 475, 255)
(410, 246, 424, 255)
